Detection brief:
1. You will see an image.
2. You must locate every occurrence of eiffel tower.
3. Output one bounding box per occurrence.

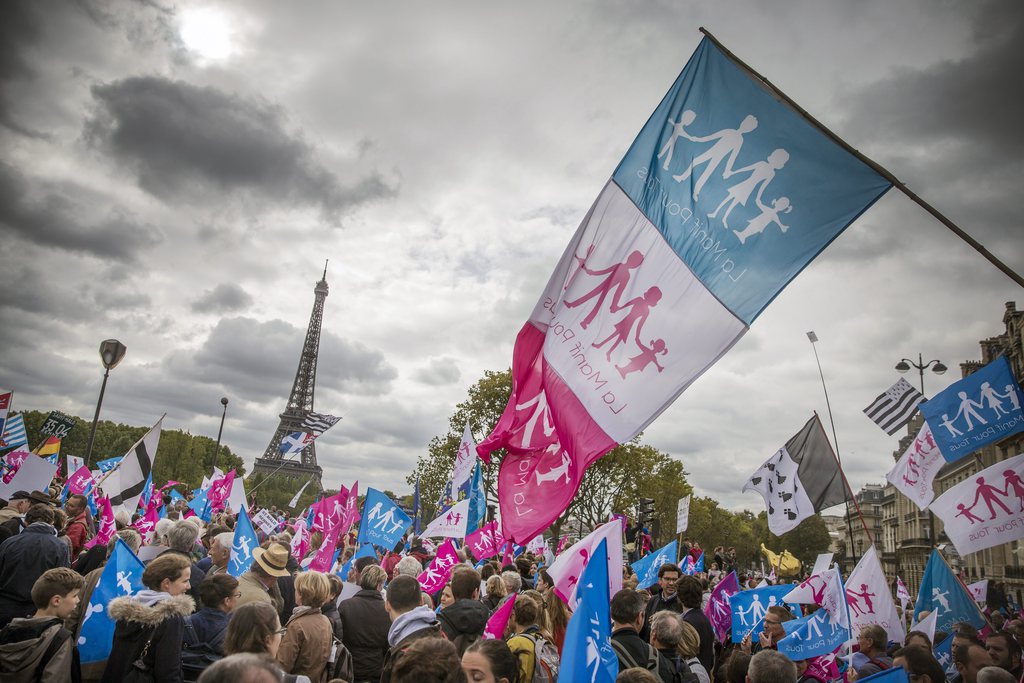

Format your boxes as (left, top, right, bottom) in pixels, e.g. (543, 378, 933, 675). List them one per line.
(252, 264, 330, 485)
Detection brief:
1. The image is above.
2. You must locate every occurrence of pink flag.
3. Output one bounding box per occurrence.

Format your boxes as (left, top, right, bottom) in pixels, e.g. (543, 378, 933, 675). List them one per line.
(805, 653, 840, 682)
(160, 480, 182, 491)
(478, 323, 617, 542)
(85, 495, 115, 549)
(2, 449, 29, 484)
(308, 526, 340, 572)
(133, 497, 161, 544)
(484, 594, 517, 640)
(66, 465, 95, 495)
(704, 570, 740, 643)
(290, 518, 310, 561)
(339, 481, 361, 532)
(502, 541, 514, 567)
(556, 535, 570, 555)
(466, 521, 500, 561)
(207, 469, 236, 513)
(418, 539, 459, 594)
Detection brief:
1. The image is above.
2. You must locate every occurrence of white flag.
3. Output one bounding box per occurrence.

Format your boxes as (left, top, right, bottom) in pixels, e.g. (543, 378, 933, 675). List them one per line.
(102, 417, 162, 513)
(909, 609, 937, 643)
(885, 422, 943, 510)
(288, 479, 312, 509)
(966, 579, 988, 603)
(930, 452, 1024, 556)
(451, 423, 477, 492)
(422, 498, 469, 538)
(846, 545, 906, 642)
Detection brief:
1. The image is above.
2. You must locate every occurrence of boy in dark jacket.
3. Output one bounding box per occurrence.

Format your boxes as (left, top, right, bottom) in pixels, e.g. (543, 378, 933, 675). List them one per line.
(0, 567, 84, 682)
(381, 575, 444, 681)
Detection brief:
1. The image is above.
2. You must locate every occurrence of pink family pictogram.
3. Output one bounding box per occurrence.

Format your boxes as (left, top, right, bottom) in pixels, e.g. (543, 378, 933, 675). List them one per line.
(954, 470, 1024, 524)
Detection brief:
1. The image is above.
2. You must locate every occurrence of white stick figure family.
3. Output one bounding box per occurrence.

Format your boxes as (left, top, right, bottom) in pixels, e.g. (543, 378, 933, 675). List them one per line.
(657, 110, 793, 244)
(938, 381, 1020, 438)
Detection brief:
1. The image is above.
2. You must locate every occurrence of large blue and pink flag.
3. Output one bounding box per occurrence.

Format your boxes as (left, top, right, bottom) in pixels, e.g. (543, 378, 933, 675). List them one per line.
(478, 35, 891, 541)
(79, 538, 145, 664)
(630, 540, 677, 588)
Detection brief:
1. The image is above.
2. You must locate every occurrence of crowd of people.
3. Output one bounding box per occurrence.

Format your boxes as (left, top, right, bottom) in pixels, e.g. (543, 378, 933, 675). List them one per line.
(0, 486, 1022, 683)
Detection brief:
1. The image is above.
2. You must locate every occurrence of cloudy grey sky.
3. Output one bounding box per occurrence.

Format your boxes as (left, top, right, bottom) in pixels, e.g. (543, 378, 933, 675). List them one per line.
(1, 0, 1021, 512)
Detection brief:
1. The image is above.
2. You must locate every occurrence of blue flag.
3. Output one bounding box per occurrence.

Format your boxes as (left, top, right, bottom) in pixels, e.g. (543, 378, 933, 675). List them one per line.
(188, 487, 212, 522)
(777, 610, 848, 660)
(613, 37, 891, 325)
(914, 549, 985, 634)
(933, 636, 957, 679)
(79, 539, 146, 664)
(731, 584, 802, 641)
(561, 538, 618, 682)
(921, 356, 1024, 463)
(630, 540, 678, 588)
(358, 488, 413, 550)
(857, 667, 911, 683)
(337, 543, 377, 579)
(229, 507, 259, 577)
(168, 488, 185, 504)
(466, 463, 487, 534)
(96, 456, 123, 472)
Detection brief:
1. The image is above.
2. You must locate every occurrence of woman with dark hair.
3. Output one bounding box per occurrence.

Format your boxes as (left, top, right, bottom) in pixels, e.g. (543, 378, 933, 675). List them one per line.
(186, 573, 239, 654)
(462, 638, 520, 683)
(222, 603, 305, 682)
(102, 553, 194, 683)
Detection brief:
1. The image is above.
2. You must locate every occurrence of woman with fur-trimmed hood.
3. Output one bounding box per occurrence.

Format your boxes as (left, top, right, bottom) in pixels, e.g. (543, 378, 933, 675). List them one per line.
(100, 553, 195, 683)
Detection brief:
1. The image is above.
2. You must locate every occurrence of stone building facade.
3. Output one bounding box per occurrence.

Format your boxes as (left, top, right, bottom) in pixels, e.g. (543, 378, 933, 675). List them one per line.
(843, 301, 1024, 601)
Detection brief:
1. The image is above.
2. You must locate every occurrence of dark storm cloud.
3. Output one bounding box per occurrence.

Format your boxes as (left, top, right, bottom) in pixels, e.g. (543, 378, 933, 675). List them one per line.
(0, 2, 45, 136)
(164, 317, 396, 401)
(0, 162, 162, 262)
(191, 283, 253, 314)
(843, 2, 1024, 167)
(85, 77, 396, 222)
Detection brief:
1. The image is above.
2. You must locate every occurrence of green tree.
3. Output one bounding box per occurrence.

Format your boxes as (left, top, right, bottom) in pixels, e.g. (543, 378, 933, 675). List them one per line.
(410, 370, 690, 542)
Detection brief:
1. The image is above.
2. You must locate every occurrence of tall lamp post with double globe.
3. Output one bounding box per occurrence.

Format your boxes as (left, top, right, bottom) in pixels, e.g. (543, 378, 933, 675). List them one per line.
(895, 353, 948, 394)
(84, 339, 127, 467)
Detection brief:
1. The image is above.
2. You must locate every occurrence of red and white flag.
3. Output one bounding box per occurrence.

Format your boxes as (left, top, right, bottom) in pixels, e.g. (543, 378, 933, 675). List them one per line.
(846, 546, 905, 642)
(886, 422, 943, 510)
(930, 453, 1024, 555)
(896, 576, 911, 610)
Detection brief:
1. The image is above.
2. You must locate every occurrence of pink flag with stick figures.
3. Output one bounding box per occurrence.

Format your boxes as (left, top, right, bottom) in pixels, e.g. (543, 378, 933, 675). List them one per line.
(85, 495, 116, 549)
(418, 539, 459, 594)
(478, 35, 891, 543)
(483, 594, 517, 640)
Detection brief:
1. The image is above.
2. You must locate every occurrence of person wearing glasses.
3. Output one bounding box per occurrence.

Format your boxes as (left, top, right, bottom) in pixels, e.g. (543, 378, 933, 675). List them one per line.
(740, 606, 794, 655)
(223, 602, 310, 682)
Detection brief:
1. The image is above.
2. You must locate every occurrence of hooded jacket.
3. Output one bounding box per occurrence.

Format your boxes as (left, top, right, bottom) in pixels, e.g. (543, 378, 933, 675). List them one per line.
(0, 615, 78, 683)
(100, 591, 194, 683)
(438, 598, 490, 651)
(380, 606, 443, 683)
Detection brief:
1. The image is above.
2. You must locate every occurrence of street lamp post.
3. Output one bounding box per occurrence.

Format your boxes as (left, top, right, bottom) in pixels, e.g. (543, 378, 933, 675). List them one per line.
(895, 352, 947, 561)
(211, 397, 229, 470)
(84, 339, 127, 467)
(895, 353, 947, 394)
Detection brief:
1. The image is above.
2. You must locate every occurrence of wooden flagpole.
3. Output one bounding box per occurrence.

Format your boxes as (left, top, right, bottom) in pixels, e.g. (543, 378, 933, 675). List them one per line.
(698, 27, 1024, 290)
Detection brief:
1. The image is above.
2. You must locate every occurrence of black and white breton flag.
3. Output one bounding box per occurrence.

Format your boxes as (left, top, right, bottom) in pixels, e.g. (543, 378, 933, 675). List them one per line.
(743, 415, 847, 535)
(104, 416, 162, 512)
(299, 411, 341, 435)
(863, 377, 924, 435)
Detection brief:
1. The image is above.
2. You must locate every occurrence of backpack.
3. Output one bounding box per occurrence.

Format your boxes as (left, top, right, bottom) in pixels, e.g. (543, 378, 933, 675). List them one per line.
(327, 636, 354, 683)
(181, 620, 225, 682)
(670, 655, 701, 683)
(611, 639, 659, 672)
(520, 632, 561, 683)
